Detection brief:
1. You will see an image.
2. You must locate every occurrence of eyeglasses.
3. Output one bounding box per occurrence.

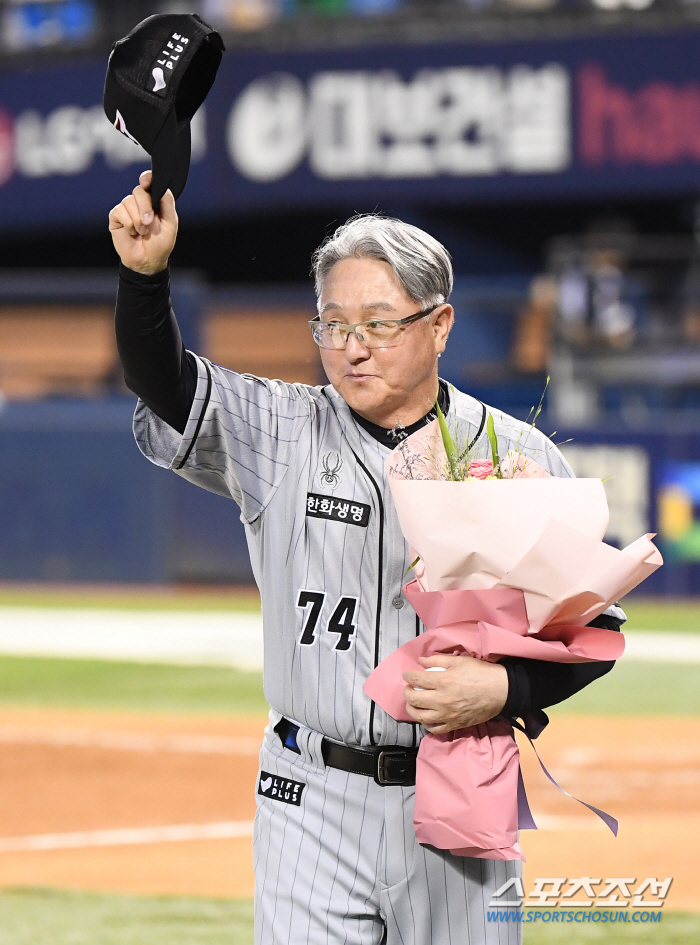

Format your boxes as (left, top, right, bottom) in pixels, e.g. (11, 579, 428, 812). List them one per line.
(309, 307, 436, 350)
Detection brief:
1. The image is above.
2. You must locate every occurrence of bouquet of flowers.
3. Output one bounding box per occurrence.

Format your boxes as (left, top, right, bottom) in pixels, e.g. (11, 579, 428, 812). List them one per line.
(363, 405, 662, 861)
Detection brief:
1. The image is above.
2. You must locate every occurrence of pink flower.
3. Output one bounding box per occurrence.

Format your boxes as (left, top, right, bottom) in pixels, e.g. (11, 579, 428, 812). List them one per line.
(467, 459, 494, 480)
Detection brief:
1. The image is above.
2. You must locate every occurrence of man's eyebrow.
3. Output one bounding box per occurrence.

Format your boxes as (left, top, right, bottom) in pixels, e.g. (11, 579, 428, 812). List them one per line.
(361, 301, 397, 312)
(319, 301, 397, 315)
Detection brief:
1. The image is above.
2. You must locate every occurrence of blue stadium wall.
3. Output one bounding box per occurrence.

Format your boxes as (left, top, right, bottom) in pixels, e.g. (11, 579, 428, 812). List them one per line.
(0, 399, 254, 584)
(0, 395, 694, 593)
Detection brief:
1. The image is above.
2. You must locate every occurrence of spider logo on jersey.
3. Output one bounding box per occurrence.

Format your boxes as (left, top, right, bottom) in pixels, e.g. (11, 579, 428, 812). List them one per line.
(319, 452, 343, 488)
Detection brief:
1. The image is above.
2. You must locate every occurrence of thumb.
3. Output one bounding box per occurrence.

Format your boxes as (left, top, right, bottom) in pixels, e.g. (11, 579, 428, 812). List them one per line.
(158, 188, 177, 224)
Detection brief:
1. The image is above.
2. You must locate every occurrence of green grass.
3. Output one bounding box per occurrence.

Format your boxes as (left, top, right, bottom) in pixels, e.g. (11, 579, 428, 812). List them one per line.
(0, 653, 698, 719)
(0, 656, 268, 716)
(0, 891, 696, 945)
(523, 911, 700, 944)
(0, 586, 261, 613)
(0, 654, 696, 718)
(622, 598, 700, 633)
(0, 889, 254, 945)
(549, 660, 700, 716)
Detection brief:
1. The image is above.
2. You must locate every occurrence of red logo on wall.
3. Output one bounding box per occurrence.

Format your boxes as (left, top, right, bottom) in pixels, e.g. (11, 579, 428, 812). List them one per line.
(579, 64, 700, 167)
(0, 108, 14, 186)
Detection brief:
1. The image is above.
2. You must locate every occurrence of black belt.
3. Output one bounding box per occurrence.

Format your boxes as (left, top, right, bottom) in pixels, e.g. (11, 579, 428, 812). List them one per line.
(274, 717, 417, 787)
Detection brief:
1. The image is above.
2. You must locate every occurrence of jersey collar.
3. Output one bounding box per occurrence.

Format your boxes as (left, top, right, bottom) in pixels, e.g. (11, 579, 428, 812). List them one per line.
(348, 379, 450, 449)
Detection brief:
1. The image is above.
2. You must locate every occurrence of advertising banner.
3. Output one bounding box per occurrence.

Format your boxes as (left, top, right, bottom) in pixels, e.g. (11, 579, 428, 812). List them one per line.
(2, 30, 700, 229)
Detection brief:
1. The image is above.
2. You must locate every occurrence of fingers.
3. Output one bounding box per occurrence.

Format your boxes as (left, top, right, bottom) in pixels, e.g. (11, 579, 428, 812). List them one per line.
(131, 182, 154, 227)
(403, 670, 439, 691)
(115, 170, 176, 232)
(423, 722, 451, 734)
(404, 684, 440, 710)
(120, 194, 147, 235)
(138, 170, 177, 225)
(404, 694, 467, 734)
(405, 699, 434, 720)
(114, 172, 157, 237)
(404, 685, 461, 732)
(404, 701, 444, 730)
(109, 202, 137, 237)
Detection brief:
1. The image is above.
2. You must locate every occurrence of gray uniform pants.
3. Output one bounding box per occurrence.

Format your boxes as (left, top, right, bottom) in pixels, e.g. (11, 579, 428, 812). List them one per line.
(254, 714, 523, 945)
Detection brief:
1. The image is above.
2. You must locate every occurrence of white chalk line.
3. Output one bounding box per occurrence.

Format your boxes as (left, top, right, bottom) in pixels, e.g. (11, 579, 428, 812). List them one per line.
(0, 607, 698, 665)
(530, 814, 608, 831)
(622, 631, 700, 663)
(0, 725, 261, 755)
(0, 815, 604, 854)
(0, 607, 265, 670)
(0, 821, 255, 853)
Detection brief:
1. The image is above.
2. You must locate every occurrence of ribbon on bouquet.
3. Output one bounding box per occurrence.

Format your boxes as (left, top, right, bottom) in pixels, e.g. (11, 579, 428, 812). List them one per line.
(512, 718, 618, 836)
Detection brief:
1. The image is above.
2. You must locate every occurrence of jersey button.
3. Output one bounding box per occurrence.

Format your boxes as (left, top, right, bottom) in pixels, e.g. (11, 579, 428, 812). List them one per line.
(392, 597, 405, 610)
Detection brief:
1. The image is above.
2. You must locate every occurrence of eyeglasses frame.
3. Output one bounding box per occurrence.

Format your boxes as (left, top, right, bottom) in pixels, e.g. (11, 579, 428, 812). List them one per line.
(308, 305, 439, 350)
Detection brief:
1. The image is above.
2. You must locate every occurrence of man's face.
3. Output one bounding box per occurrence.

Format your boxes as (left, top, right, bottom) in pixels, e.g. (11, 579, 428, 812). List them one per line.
(317, 258, 453, 424)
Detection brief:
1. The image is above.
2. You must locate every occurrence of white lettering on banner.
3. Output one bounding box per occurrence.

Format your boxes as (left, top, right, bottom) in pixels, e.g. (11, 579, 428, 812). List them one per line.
(226, 73, 307, 183)
(228, 64, 571, 182)
(13, 106, 207, 179)
(505, 65, 571, 172)
(430, 68, 503, 176)
(309, 71, 375, 179)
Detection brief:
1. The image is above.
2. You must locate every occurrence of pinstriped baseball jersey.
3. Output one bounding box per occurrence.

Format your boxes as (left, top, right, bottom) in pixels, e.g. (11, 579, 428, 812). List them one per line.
(134, 354, 575, 748)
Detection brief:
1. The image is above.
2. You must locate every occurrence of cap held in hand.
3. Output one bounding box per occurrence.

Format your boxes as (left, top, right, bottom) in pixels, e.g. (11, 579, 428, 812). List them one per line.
(103, 13, 224, 211)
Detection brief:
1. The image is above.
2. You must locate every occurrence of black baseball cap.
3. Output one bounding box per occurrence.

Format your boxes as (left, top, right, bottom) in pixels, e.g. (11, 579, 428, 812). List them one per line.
(104, 13, 224, 211)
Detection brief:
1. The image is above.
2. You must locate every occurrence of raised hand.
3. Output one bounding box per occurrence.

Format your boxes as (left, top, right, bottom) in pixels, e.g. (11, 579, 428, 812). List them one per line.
(108, 169, 178, 275)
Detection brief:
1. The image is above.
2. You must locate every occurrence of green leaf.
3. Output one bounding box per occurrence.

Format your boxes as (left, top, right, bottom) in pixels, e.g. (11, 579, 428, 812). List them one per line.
(405, 555, 421, 576)
(436, 402, 461, 480)
(486, 413, 500, 473)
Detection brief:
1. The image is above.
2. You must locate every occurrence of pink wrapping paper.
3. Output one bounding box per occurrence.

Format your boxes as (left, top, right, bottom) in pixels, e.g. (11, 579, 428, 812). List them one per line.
(417, 720, 523, 860)
(363, 584, 625, 860)
(366, 421, 663, 860)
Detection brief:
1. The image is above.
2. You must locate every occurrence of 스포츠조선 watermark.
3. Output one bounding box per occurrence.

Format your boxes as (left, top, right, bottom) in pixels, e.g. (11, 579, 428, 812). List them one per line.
(487, 876, 672, 923)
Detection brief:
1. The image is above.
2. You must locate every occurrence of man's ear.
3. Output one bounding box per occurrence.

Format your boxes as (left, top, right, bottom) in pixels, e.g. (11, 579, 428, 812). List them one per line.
(433, 304, 454, 354)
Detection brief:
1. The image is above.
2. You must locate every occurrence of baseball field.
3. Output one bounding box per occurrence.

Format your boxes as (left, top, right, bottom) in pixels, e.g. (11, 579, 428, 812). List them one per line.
(0, 586, 696, 945)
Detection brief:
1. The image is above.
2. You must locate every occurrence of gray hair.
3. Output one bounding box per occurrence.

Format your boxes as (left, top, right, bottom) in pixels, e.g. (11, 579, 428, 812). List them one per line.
(312, 215, 453, 310)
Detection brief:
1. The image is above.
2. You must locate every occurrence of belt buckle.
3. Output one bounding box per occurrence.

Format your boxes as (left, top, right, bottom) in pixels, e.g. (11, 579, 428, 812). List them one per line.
(374, 748, 410, 786)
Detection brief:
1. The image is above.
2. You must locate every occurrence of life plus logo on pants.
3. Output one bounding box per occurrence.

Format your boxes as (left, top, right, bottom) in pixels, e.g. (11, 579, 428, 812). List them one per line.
(258, 771, 306, 806)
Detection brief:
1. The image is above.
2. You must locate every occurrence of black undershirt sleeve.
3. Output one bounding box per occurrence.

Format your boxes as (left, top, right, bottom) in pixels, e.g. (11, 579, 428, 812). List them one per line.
(115, 262, 197, 435)
(499, 612, 622, 719)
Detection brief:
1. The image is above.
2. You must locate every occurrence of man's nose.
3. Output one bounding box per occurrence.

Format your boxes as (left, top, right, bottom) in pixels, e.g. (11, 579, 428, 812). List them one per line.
(344, 331, 371, 361)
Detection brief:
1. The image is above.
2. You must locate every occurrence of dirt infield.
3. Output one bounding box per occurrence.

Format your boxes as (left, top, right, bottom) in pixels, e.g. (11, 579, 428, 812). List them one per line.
(0, 707, 696, 910)
(518, 715, 700, 912)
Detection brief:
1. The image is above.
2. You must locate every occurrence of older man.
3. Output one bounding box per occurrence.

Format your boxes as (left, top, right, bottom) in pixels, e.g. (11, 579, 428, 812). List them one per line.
(109, 171, 622, 945)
